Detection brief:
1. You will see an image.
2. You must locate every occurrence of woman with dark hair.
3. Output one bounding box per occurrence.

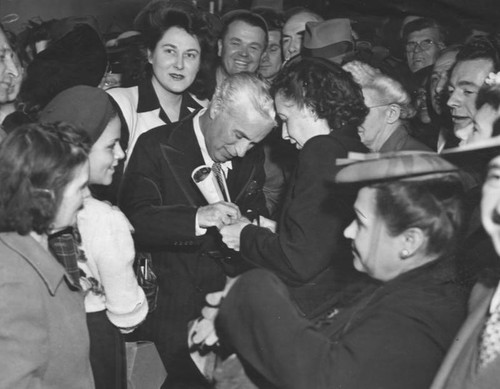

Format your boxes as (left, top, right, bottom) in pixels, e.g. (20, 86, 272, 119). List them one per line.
(108, 1, 218, 167)
(0, 123, 94, 388)
(40, 85, 148, 389)
(220, 57, 370, 315)
(210, 153, 468, 389)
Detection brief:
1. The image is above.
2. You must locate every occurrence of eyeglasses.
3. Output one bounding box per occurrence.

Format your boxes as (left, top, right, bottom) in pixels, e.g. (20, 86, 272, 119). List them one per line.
(405, 39, 436, 52)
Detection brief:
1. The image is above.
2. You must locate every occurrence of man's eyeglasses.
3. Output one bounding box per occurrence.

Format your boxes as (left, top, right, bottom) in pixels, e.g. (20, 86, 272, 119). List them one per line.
(405, 39, 436, 52)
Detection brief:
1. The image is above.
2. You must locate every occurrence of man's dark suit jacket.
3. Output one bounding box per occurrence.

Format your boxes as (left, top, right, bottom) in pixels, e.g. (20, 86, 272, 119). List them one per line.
(217, 259, 467, 389)
(239, 126, 369, 316)
(119, 110, 268, 386)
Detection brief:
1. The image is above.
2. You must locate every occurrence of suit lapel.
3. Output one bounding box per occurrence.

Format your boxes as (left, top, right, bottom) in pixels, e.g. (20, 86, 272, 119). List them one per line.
(227, 156, 256, 204)
(160, 115, 206, 207)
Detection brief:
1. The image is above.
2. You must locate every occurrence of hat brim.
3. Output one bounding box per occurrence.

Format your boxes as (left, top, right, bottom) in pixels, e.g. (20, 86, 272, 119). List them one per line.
(440, 136, 500, 170)
(334, 151, 459, 185)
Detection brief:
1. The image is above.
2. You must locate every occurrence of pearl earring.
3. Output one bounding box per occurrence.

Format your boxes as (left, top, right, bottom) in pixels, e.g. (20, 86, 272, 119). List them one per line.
(400, 249, 410, 259)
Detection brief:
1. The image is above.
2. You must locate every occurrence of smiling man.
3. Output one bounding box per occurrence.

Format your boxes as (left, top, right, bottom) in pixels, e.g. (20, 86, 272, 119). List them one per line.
(447, 37, 500, 145)
(216, 11, 268, 86)
(120, 72, 275, 388)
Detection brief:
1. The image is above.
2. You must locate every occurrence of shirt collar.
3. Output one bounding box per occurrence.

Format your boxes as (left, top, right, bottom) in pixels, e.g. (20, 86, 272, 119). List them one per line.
(193, 109, 232, 175)
(137, 78, 204, 124)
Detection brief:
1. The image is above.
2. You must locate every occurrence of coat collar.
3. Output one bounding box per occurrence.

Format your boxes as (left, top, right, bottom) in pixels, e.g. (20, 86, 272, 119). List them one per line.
(0, 232, 79, 295)
(137, 78, 203, 124)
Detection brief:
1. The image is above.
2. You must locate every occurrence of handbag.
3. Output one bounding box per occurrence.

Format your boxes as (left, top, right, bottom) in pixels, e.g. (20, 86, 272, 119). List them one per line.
(134, 251, 159, 313)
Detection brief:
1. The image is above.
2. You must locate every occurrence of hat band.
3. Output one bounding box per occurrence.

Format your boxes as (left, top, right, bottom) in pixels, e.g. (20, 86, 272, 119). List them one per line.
(303, 41, 354, 60)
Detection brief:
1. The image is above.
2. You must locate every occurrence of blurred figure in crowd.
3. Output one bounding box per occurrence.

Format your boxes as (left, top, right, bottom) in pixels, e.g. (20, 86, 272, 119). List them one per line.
(282, 7, 323, 64)
(255, 8, 284, 81)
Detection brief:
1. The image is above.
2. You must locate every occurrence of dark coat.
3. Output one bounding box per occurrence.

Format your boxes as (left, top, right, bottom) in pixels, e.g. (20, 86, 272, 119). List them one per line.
(119, 111, 268, 385)
(217, 260, 467, 389)
(239, 127, 369, 315)
(379, 123, 432, 153)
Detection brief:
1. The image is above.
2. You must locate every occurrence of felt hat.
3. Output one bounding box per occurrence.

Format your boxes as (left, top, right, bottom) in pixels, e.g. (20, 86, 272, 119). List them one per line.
(335, 151, 459, 184)
(302, 19, 354, 64)
(20, 23, 107, 113)
(39, 85, 115, 144)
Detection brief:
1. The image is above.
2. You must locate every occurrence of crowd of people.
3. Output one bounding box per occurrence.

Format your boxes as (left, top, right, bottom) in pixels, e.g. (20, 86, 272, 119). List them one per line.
(1, 1, 500, 388)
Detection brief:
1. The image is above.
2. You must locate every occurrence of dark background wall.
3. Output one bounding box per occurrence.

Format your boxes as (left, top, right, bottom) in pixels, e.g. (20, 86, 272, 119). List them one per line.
(1, 0, 499, 35)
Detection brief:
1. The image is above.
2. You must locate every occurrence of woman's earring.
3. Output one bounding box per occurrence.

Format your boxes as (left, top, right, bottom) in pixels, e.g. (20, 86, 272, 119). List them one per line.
(400, 249, 410, 259)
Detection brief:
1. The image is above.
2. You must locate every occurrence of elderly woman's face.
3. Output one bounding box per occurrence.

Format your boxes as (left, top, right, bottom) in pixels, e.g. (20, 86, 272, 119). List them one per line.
(344, 187, 402, 282)
(358, 89, 390, 152)
(51, 161, 90, 232)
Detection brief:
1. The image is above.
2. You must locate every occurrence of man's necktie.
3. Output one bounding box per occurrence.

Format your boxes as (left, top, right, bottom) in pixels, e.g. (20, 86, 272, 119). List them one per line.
(212, 162, 229, 202)
(477, 304, 500, 370)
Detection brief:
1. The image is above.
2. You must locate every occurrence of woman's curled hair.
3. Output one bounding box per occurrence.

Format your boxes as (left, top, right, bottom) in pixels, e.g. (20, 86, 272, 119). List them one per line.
(372, 175, 466, 258)
(0, 122, 90, 235)
(271, 57, 369, 130)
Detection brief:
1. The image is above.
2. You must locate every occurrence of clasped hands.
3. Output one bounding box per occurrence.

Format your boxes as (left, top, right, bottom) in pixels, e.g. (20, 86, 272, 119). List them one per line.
(197, 202, 277, 251)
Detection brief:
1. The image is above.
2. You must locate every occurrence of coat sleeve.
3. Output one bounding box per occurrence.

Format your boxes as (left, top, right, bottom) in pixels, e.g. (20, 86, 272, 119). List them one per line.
(239, 136, 353, 282)
(0, 261, 48, 389)
(119, 133, 202, 248)
(217, 269, 447, 389)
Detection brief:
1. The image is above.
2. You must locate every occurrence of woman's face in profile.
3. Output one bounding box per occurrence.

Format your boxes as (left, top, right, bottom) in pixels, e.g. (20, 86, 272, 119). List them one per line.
(343, 187, 402, 282)
(148, 26, 201, 95)
(89, 116, 125, 186)
(275, 93, 325, 149)
(51, 161, 90, 232)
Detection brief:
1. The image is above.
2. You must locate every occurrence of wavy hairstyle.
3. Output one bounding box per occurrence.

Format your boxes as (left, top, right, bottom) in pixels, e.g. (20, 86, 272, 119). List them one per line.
(0, 123, 90, 235)
(271, 57, 368, 129)
(372, 175, 466, 258)
(135, 1, 218, 100)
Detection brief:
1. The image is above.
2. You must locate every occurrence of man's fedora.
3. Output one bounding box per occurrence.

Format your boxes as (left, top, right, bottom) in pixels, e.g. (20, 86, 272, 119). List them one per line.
(303, 18, 354, 64)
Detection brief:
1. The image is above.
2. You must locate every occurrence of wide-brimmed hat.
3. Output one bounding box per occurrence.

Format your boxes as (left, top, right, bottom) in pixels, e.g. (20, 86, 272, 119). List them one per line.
(335, 151, 459, 184)
(302, 19, 354, 64)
